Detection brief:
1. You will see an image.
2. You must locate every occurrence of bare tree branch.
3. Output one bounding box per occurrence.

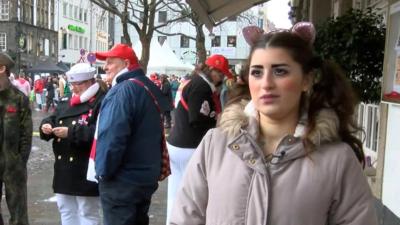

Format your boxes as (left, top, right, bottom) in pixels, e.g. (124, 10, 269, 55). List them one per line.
(153, 14, 191, 30)
(154, 30, 195, 40)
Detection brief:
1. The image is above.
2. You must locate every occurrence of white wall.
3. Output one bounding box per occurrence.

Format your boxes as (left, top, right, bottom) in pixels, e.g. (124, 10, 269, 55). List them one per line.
(382, 104, 400, 217)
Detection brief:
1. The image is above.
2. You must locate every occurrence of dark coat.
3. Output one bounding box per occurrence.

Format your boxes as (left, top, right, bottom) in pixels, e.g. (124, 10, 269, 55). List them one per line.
(95, 68, 170, 185)
(0, 83, 32, 225)
(40, 85, 106, 196)
(167, 74, 217, 148)
(0, 83, 32, 172)
(46, 81, 55, 99)
(161, 80, 173, 109)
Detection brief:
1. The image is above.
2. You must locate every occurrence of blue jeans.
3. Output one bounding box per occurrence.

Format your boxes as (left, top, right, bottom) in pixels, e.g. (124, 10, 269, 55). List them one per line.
(99, 179, 158, 225)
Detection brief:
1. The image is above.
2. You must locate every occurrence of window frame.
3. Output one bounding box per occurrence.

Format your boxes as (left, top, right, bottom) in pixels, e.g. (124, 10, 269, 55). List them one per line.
(227, 36, 236, 47)
(158, 11, 167, 23)
(0, 32, 6, 51)
(211, 36, 221, 47)
(180, 35, 189, 48)
(0, 1, 9, 21)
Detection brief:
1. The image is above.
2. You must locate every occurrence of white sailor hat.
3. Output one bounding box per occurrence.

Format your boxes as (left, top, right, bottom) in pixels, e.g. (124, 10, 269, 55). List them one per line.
(66, 63, 96, 82)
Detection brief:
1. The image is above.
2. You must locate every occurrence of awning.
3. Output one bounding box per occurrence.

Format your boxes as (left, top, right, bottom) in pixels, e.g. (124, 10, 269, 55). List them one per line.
(186, 0, 269, 30)
(26, 60, 67, 74)
(56, 61, 70, 72)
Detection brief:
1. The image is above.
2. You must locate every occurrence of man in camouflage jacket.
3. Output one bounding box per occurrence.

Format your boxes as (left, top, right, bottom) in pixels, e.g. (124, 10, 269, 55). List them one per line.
(0, 53, 32, 225)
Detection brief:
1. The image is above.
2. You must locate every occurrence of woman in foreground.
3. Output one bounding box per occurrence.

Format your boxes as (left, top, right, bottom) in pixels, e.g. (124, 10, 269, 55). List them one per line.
(169, 22, 378, 225)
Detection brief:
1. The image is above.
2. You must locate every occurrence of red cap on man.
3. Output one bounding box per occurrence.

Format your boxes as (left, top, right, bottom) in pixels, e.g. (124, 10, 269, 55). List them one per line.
(95, 44, 141, 70)
(205, 54, 233, 79)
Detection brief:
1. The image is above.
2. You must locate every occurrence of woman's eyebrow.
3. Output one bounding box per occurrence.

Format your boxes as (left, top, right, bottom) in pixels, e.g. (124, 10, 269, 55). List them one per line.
(250, 65, 263, 69)
(271, 63, 289, 68)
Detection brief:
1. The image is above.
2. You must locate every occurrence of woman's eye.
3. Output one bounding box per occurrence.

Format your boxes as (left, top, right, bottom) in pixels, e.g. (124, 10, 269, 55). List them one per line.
(250, 69, 263, 78)
(273, 68, 288, 76)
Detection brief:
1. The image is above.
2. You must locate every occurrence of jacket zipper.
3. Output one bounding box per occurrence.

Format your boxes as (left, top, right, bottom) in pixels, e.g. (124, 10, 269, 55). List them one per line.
(264, 161, 272, 225)
(245, 133, 272, 225)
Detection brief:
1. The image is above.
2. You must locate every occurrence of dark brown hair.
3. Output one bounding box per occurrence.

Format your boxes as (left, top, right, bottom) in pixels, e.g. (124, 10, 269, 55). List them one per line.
(231, 31, 364, 165)
(226, 64, 251, 105)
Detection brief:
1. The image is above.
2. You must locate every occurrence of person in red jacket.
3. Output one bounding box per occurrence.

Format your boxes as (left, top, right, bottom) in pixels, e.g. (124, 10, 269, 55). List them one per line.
(34, 75, 45, 110)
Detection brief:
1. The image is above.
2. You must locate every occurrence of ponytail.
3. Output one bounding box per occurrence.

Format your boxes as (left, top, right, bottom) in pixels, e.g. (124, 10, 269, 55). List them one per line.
(306, 60, 365, 166)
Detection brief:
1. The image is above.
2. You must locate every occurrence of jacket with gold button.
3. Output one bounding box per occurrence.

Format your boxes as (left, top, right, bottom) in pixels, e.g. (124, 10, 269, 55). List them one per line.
(39, 87, 106, 196)
(170, 100, 378, 225)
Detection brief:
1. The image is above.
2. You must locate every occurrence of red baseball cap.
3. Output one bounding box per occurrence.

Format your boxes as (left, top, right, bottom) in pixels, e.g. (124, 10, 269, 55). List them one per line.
(95, 44, 140, 69)
(205, 54, 233, 79)
(150, 73, 158, 81)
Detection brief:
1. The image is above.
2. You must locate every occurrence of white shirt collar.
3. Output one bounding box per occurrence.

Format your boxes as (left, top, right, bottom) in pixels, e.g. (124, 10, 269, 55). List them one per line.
(111, 68, 129, 87)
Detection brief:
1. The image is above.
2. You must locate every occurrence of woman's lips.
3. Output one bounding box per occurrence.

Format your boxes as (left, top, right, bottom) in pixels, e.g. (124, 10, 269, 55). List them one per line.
(259, 94, 279, 104)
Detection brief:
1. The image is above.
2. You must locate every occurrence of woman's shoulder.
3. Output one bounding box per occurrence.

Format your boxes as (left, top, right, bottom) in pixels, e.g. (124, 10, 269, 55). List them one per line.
(314, 142, 363, 170)
(199, 128, 231, 152)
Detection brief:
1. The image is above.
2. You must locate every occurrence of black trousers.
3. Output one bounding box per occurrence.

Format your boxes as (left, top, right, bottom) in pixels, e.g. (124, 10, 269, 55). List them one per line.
(99, 179, 158, 225)
(0, 182, 4, 225)
(164, 111, 171, 127)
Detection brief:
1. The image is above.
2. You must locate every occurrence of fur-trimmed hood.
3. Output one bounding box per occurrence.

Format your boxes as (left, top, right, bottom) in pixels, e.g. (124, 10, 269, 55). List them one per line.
(217, 100, 340, 147)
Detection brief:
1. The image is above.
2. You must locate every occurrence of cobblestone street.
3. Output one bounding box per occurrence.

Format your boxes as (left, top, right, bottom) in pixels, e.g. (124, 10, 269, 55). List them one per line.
(1, 109, 168, 225)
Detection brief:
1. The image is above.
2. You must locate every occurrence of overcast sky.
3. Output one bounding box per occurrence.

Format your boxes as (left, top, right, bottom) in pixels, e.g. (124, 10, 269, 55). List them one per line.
(266, 0, 292, 29)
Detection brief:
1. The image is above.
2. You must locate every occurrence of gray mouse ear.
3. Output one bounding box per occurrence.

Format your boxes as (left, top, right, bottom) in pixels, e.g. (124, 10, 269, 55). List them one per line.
(242, 26, 264, 46)
(291, 22, 316, 45)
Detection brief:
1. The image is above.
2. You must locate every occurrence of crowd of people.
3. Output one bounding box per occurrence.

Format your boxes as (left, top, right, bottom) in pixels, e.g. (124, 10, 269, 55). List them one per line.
(0, 21, 378, 225)
(9, 72, 72, 113)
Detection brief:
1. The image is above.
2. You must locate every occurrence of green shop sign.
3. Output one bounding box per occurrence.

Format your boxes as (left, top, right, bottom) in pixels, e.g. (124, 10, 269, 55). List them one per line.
(67, 25, 85, 33)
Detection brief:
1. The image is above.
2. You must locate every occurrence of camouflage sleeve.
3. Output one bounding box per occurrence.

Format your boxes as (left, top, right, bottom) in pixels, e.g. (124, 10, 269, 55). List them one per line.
(19, 95, 32, 163)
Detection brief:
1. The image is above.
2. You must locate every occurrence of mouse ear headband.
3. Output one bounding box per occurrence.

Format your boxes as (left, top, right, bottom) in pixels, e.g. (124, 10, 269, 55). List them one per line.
(243, 22, 316, 46)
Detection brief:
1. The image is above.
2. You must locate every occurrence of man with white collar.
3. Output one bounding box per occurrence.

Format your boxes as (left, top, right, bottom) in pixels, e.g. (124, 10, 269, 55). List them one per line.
(92, 44, 171, 225)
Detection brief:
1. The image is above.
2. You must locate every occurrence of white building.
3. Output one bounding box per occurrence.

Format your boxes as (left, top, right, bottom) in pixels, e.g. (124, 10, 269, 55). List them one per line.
(54, 0, 110, 68)
(113, 4, 263, 71)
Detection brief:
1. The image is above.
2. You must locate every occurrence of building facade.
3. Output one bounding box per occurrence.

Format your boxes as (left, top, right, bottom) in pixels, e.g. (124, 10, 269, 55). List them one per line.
(0, 0, 58, 73)
(113, 4, 262, 72)
(55, 0, 111, 69)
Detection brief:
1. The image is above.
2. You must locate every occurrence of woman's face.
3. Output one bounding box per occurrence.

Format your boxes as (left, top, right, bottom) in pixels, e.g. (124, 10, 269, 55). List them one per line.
(248, 47, 311, 121)
(70, 80, 92, 96)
